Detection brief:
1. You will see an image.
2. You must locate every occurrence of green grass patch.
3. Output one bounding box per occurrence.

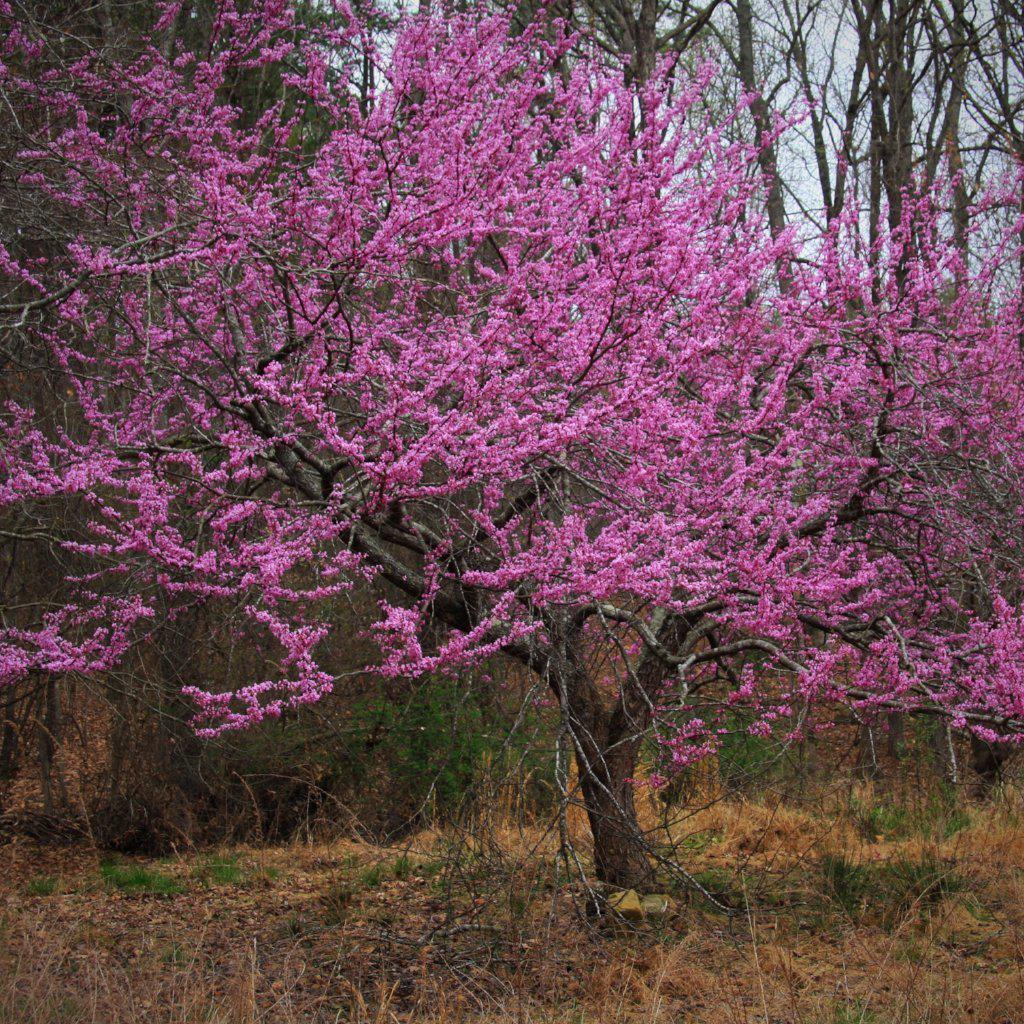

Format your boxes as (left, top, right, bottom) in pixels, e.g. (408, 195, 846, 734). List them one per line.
(391, 853, 414, 881)
(917, 787, 971, 840)
(25, 875, 59, 897)
(321, 878, 358, 925)
(940, 806, 972, 839)
(100, 858, 184, 896)
(677, 828, 722, 854)
(160, 942, 188, 966)
(358, 856, 415, 889)
(820, 853, 872, 918)
(318, 851, 443, 921)
(252, 864, 280, 884)
(880, 854, 966, 916)
(825, 1002, 884, 1024)
(816, 850, 968, 926)
(850, 795, 910, 840)
(851, 785, 971, 843)
(190, 854, 279, 888)
(192, 854, 246, 887)
(359, 862, 388, 889)
(680, 867, 747, 911)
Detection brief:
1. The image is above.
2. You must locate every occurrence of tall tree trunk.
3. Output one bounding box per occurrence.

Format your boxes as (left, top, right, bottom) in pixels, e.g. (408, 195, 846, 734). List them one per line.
(735, 0, 787, 243)
(568, 678, 653, 890)
(931, 720, 959, 786)
(550, 612, 690, 890)
(37, 676, 65, 815)
(856, 722, 880, 781)
(548, 615, 653, 889)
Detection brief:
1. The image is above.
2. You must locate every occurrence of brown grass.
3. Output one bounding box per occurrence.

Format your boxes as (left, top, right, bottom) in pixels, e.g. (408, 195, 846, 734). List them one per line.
(2, 787, 1023, 1024)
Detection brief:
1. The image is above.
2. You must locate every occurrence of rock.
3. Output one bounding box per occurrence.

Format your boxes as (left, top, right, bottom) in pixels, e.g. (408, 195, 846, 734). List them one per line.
(640, 893, 674, 917)
(606, 888, 644, 921)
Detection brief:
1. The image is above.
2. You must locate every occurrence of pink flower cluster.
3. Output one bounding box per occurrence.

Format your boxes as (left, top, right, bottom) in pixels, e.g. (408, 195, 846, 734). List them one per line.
(2, 1, 1023, 758)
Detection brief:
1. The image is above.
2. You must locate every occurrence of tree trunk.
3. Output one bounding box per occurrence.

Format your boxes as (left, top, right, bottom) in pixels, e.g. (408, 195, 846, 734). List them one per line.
(856, 722, 880, 781)
(969, 734, 1013, 799)
(572, 706, 653, 890)
(550, 617, 676, 891)
(735, 0, 788, 244)
(931, 720, 959, 786)
(37, 676, 65, 815)
(0, 706, 19, 782)
(886, 712, 904, 760)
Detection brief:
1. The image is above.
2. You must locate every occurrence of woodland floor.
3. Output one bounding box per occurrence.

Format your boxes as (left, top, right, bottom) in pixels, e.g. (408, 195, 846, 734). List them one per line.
(2, 786, 1024, 1024)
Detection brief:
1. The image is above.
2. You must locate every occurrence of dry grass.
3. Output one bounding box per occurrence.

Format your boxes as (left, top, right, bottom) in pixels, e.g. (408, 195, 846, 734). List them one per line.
(1, 788, 1023, 1024)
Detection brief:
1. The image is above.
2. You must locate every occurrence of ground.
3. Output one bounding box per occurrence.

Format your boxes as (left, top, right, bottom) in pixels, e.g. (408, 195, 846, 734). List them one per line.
(2, 783, 1023, 1023)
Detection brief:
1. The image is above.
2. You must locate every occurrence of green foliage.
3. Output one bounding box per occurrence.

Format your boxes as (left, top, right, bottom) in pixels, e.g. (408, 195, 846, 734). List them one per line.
(508, 891, 529, 921)
(820, 854, 872, 917)
(652, 710, 786, 802)
(850, 795, 910, 840)
(99, 859, 184, 896)
(378, 677, 557, 819)
(880, 855, 966, 915)
(192, 854, 246, 887)
(359, 862, 388, 890)
(825, 1002, 884, 1024)
(919, 785, 971, 840)
(676, 828, 722, 854)
(940, 806, 972, 839)
(160, 942, 187, 966)
(391, 854, 414, 880)
(282, 913, 306, 938)
(320, 852, 433, 923)
(198, 674, 558, 840)
(321, 879, 358, 925)
(816, 849, 968, 926)
(319, 853, 436, 928)
(717, 717, 783, 791)
(359, 854, 419, 890)
(345, 678, 498, 818)
(24, 875, 58, 897)
(851, 785, 971, 844)
(682, 867, 746, 911)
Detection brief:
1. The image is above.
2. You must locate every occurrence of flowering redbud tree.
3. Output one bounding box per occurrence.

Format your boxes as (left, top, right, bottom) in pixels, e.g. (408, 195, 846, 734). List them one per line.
(2, 0, 1024, 887)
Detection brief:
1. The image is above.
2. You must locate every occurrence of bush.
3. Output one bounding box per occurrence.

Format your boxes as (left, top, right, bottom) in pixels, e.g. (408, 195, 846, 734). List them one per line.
(315, 675, 558, 835)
